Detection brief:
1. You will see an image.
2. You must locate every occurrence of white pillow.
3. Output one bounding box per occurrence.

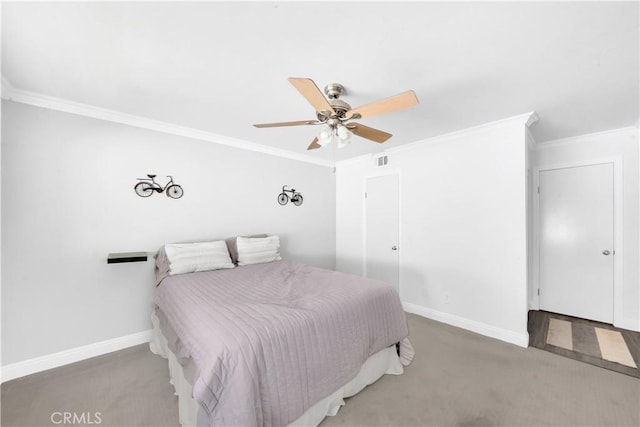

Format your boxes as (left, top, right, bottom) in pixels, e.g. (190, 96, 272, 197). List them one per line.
(236, 235, 282, 266)
(164, 240, 235, 275)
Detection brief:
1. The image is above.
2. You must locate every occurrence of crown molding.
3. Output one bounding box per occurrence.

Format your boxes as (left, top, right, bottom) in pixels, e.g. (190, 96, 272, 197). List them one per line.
(385, 111, 539, 155)
(525, 112, 539, 128)
(0, 78, 334, 168)
(531, 126, 638, 151)
(335, 112, 539, 167)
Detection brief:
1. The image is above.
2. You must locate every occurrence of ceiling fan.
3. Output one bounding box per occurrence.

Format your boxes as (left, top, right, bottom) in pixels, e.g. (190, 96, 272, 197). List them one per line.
(253, 78, 419, 150)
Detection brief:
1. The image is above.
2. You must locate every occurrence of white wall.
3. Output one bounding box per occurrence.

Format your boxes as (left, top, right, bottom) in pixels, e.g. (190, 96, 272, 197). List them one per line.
(526, 128, 536, 323)
(336, 115, 533, 347)
(531, 127, 639, 331)
(1, 101, 336, 366)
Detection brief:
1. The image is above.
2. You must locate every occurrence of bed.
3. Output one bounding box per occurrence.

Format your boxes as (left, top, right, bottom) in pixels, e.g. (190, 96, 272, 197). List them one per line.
(149, 237, 413, 426)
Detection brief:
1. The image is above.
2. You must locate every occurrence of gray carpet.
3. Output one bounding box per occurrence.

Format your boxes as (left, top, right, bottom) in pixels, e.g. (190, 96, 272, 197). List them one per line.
(3, 314, 639, 426)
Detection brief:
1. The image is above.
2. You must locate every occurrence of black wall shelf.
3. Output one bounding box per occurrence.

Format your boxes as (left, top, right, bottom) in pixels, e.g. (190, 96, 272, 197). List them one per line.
(107, 252, 148, 264)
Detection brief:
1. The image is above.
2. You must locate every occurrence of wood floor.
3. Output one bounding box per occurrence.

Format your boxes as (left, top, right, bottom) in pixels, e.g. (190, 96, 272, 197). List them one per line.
(528, 310, 640, 377)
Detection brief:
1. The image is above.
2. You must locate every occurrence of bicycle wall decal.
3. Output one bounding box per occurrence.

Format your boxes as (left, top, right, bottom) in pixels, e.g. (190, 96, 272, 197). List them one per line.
(277, 185, 303, 206)
(134, 174, 184, 199)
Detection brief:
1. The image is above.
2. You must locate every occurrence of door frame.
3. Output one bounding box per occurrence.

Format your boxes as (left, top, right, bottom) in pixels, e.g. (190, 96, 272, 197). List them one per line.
(362, 168, 403, 296)
(532, 157, 623, 326)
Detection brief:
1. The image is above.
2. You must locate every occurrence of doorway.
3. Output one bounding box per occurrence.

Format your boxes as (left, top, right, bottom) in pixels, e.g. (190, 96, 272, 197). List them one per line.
(364, 172, 400, 293)
(537, 162, 616, 324)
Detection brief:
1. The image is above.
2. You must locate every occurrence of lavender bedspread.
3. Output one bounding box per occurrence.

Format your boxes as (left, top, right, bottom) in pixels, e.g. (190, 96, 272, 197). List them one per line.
(154, 260, 410, 426)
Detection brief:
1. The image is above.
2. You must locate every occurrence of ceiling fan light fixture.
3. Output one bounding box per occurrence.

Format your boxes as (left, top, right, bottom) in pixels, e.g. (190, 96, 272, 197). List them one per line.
(318, 124, 334, 145)
(337, 124, 352, 142)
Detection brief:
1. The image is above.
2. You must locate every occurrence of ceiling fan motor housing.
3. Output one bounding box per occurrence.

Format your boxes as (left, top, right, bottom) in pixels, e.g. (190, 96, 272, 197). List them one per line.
(317, 99, 351, 120)
(317, 84, 352, 122)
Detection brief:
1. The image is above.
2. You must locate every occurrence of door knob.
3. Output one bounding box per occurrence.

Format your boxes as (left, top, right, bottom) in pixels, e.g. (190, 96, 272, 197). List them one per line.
(602, 250, 611, 255)
(391, 246, 397, 251)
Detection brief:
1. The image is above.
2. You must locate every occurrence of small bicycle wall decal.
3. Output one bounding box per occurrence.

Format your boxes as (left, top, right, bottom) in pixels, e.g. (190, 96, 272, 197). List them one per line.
(277, 185, 303, 206)
(134, 174, 184, 199)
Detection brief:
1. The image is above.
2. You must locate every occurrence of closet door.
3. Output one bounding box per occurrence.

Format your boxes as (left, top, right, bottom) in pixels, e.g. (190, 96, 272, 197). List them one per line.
(538, 163, 614, 323)
(365, 173, 400, 293)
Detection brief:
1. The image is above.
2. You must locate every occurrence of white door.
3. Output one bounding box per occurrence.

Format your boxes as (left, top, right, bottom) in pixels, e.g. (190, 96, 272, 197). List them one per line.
(365, 173, 400, 292)
(539, 163, 614, 323)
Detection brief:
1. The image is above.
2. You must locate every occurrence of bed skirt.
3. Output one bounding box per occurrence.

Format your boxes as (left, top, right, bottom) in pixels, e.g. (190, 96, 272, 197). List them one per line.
(149, 310, 404, 426)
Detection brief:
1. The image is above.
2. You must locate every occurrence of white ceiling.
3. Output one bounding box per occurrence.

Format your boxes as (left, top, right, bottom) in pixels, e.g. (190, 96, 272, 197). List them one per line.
(2, 1, 638, 162)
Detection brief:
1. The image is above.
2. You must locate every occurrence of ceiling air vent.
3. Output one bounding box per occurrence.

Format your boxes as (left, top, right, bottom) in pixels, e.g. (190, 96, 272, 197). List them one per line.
(375, 154, 389, 167)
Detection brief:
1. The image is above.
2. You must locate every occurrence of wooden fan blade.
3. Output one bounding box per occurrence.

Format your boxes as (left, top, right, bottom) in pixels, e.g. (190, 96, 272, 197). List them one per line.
(307, 137, 321, 150)
(347, 90, 418, 119)
(254, 119, 320, 128)
(347, 123, 393, 143)
(288, 78, 335, 115)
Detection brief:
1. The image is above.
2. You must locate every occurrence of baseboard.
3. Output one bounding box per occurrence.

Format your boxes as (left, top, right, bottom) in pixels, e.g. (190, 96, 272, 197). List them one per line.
(1, 330, 153, 383)
(403, 302, 529, 348)
(618, 318, 640, 333)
